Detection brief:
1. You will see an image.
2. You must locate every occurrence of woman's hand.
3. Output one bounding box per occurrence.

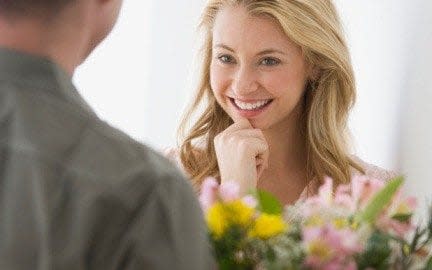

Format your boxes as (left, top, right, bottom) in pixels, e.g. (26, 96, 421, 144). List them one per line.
(214, 118, 269, 195)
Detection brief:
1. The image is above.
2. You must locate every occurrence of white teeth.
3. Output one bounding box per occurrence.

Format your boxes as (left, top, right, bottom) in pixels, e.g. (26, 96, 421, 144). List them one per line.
(234, 99, 271, 110)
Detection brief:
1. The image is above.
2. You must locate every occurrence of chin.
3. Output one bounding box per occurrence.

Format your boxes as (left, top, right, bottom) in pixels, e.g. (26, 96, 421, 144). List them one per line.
(249, 120, 272, 130)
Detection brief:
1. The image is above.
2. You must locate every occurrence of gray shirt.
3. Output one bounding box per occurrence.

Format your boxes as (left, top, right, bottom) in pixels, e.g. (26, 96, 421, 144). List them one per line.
(0, 48, 214, 270)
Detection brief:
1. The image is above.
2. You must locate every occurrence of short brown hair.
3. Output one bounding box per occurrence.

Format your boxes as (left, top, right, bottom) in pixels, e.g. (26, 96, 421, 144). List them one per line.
(0, 0, 75, 18)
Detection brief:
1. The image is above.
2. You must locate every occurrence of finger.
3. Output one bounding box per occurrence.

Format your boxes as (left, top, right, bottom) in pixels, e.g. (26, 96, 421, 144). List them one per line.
(255, 157, 265, 166)
(225, 129, 267, 147)
(232, 131, 268, 154)
(256, 149, 269, 180)
(229, 111, 249, 124)
(257, 164, 266, 180)
(259, 144, 269, 169)
(232, 117, 252, 129)
(219, 119, 254, 137)
(240, 137, 269, 158)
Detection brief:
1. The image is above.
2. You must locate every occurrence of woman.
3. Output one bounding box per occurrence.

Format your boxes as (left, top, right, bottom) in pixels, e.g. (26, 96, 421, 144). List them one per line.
(170, 0, 395, 205)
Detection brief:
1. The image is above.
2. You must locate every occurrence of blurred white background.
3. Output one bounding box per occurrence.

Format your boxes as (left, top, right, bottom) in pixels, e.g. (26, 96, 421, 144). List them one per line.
(74, 0, 431, 205)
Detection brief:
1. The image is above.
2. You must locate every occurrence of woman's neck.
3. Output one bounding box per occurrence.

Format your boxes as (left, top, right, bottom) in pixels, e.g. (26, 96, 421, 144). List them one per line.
(257, 108, 309, 204)
(263, 105, 307, 174)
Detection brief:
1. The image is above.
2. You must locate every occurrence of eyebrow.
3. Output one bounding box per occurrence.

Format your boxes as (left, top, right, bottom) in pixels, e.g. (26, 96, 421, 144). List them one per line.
(214, 43, 287, 56)
(215, 44, 235, 52)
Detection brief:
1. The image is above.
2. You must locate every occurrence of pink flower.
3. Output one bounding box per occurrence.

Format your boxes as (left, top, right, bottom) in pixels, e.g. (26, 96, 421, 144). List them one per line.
(376, 192, 417, 237)
(199, 177, 219, 211)
(301, 177, 335, 217)
(199, 178, 244, 211)
(219, 181, 240, 202)
(242, 195, 258, 208)
(322, 260, 357, 270)
(317, 177, 334, 207)
(335, 184, 357, 212)
(351, 175, 385, 207)
(303, 224, 362, 269)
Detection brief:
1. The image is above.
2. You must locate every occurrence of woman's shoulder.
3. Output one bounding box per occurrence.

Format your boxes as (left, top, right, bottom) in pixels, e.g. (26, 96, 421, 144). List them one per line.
(351, 155, 399, 182)
(301, 156, 399, 199)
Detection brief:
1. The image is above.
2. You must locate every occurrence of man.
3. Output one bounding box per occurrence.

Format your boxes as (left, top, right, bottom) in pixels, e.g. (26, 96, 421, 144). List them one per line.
(0, 0, 214, 269)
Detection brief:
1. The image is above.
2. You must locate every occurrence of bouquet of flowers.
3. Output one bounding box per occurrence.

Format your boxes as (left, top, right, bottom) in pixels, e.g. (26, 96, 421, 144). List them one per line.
(199, 176, 432, 270)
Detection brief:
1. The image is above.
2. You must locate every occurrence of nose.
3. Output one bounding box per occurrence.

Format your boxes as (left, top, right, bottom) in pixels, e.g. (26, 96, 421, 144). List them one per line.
(232, 66, 259, 96)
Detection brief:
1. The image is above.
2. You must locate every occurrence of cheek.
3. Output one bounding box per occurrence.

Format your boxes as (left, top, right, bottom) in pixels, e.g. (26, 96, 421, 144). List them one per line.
(262, 68, 307, 97)
(210, 63, 231, 97)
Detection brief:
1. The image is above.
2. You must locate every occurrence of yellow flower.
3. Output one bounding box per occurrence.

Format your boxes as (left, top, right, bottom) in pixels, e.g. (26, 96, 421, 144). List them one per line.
(395, 202, 412, 216)
(206, 202, 227, 238)
(206, 200, 254, 238)
(307, 240, 333, 261)
(305, 215, 325, 227)
(332, 217, 349, 229)
(350, 221, 360, 230)
(228, 200, 255, 226)
(403, 244, 410, 256)
(249, 214, 287, 239)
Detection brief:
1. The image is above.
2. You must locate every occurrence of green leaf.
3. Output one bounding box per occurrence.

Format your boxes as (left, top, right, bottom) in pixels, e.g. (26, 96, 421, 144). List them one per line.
(356, 231, 392, 269)
(357, 177, 404, 224)
(425, 256, 432, 270)
(256, 189, 283, 215)
(391, 213, 412, 223)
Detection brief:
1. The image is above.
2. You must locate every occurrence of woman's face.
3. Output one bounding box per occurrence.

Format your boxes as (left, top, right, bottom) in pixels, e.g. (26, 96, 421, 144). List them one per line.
(210, 5, 310, 130)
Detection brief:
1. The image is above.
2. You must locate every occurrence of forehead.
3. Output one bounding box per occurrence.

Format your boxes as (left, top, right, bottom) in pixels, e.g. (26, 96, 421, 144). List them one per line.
(212, 5, 297, 52)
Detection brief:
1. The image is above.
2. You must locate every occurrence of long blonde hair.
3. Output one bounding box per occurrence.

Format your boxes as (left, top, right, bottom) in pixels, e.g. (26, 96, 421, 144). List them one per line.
(178, 0, 364, 191)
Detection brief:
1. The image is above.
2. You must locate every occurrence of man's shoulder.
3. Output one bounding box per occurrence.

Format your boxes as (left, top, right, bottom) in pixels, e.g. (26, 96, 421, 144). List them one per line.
(2, 87, 186, 190)
(72, 118, 185, 187)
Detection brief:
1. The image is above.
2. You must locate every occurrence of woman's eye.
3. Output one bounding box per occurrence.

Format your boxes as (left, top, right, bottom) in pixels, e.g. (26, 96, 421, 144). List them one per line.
(260, 57, 281, 66)
(218, 55, 235, 64)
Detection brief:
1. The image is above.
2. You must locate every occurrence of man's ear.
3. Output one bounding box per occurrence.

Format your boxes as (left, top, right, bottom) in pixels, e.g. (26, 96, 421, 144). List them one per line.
(96, 0, 121, 8)
(90, 0, 116, 12)
(83, 0, 122, 55)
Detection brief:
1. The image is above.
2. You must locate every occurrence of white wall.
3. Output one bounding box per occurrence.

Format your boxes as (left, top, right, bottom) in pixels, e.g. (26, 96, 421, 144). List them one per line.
(336, 0, 432, 207)
(335, 0, 410, 170)
(74, 0, 152, 142)
(143, 0, 206, 150)
(74, 0, 204, 151)
(398, 0, 432, 208)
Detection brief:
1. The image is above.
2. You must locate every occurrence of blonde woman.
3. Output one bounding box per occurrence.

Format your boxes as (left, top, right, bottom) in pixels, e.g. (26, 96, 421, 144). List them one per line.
(169, 0, 396, 204)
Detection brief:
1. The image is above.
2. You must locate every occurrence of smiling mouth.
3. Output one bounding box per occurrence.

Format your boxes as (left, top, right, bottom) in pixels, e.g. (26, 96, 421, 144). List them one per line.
(230, 98, 273, 111)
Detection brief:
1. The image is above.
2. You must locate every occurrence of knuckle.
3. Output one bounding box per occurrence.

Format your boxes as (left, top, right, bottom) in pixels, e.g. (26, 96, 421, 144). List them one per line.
(237, 140, 250, 152)
(227, 136, 238, 145)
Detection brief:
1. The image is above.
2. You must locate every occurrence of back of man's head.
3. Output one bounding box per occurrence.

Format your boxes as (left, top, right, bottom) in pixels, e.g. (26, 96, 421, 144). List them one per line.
(0, 0, 75, 19)
(0, 0, 123, 74)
